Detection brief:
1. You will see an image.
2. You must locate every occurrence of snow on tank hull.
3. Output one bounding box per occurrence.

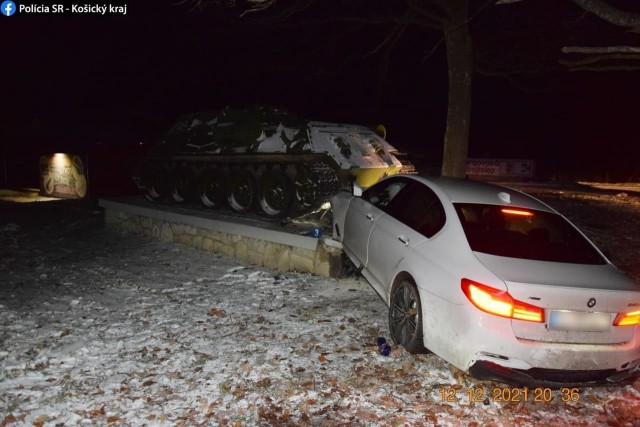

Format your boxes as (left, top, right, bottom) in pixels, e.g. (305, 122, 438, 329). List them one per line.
(131, 106, 414, 218)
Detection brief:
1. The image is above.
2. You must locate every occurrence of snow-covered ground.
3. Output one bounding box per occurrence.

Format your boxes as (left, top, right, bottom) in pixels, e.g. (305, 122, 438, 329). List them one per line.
(1, 183, 639, 426)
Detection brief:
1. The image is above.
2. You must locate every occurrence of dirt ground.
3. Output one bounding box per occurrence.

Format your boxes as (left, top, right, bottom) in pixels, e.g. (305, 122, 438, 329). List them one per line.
(1, 182, 639, 426)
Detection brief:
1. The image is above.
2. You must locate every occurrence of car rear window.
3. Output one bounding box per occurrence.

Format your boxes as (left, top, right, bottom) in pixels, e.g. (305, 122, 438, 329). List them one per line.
(454, 203, 606, 265)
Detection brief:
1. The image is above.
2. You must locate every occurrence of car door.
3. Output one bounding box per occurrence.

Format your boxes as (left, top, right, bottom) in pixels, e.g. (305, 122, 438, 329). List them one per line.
(342, 177, 411, 269)
(365, 180, 447, 299)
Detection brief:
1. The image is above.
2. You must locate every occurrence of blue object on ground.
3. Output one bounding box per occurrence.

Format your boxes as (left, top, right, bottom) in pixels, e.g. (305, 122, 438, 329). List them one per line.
(376, 336, 392, 356)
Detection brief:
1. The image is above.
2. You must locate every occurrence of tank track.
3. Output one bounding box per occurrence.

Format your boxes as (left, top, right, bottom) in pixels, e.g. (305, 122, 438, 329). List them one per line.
(131, 106, 414, 220)
(138, 158, 341, 219)
(294, 162, 340, 210)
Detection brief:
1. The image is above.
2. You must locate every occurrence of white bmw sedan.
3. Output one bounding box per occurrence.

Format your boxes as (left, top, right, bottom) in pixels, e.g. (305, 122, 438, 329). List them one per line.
(331, 175, 640, 387)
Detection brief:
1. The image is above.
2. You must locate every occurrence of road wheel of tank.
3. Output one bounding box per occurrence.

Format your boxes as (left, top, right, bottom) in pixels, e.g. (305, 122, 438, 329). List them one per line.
(145, 167, 170, 202)
(227, 169, 256, 213)
(198, 169, 227, 209)
(294, 162, 339, 209)
(389, 278, 427, 354)
(170, 168, 195, 203)
(257, 169, 294, 218)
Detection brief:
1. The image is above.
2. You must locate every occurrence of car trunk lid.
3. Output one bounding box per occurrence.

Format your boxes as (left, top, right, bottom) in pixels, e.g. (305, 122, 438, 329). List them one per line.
(474, 252, 638, 292)
(474, 252, 640, 344)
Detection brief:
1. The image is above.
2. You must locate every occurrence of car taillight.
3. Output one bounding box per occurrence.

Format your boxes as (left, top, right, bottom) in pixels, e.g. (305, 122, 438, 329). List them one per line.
(613, 310, 640, 326)
(461, 279, 545, 323)
(501, 208, 534, 217)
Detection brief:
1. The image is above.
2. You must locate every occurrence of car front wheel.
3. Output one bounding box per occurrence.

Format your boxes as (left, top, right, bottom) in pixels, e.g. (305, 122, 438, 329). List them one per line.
(389, 278, 427, 354)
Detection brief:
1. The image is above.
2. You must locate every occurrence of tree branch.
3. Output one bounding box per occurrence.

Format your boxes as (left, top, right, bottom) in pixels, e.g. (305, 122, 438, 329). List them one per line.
(560, 52, 640, 66)
(403, 0, 450, 29)
(566, 64, 640, 71)
(368, 18, 408, 56)
(562, 46, 640, 54)
(570, 0, 640, 32)
(560, 45, 640, 70)
(498, 0, 640, 32)
(242, 0, 319, 21)
(239, 0, 277, 17)
(376, 13, 410, 93)
(422, 36, 446, 62)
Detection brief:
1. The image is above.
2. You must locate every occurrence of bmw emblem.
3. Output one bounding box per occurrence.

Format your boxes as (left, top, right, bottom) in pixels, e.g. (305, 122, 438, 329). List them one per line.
(587, 298, 596, 308)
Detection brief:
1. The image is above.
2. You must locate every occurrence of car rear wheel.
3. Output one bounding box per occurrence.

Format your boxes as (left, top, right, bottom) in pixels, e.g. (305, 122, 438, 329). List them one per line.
(389, 278, 427, 353)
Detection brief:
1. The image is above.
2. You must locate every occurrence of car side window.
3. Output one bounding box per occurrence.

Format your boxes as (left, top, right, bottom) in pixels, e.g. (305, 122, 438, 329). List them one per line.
(362, 178, 410, 212)
(387, 182, 446, 238)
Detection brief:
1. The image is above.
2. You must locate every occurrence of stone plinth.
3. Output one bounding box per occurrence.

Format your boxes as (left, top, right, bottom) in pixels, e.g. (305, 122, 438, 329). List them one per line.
(99, 199, 342, 278)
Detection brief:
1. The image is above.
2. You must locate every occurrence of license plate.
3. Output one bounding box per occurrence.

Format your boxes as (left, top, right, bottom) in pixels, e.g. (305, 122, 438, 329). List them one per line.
(548, 311, 611, 332)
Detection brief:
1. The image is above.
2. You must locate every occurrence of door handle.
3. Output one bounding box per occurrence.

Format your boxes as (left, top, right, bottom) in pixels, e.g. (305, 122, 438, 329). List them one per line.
(398, 235, 409, 245)
(366, 213, 374, 221)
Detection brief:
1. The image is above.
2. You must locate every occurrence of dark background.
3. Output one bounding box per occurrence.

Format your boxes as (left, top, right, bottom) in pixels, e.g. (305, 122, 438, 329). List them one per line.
(2, 0, 639, 194)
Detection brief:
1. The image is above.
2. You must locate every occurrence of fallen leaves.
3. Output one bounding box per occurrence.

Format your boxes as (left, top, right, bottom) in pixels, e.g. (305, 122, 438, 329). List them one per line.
(208, 308, 226, 317)
(1, 414, 17, 426)
(318, 353, 329, 362)
(450, 366, 467, 386)
(255, 377, 272, 388)
(378, 394, 401, 409)
(355, 407, 379, 421)
(89, 406, 106, 418)
(257, 405, 291, 425)
(32, 415, 48, 427)
(3, 193, 639, 427)
(232, 384, 248, 400)
(424, 411, 438, 425)
(603, 393, 640, 424)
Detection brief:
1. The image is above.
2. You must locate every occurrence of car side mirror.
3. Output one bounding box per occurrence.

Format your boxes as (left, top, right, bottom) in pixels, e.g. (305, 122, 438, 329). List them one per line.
(352, 182, 363, 197)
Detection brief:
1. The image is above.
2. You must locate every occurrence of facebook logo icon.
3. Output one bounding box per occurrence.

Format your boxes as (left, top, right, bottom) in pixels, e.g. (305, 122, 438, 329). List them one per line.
(1, 1, 16, 16)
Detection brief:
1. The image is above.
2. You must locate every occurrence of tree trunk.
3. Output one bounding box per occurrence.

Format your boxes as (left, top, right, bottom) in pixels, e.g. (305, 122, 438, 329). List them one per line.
(441, 6, 473, 178)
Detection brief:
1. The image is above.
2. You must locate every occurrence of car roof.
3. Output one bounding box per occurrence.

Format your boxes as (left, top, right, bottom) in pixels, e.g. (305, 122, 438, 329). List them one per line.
(411, 176, 556, 213)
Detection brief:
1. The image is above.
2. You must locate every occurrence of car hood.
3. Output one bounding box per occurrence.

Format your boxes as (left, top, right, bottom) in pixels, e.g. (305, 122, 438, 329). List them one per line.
(474, 252, 639, 292)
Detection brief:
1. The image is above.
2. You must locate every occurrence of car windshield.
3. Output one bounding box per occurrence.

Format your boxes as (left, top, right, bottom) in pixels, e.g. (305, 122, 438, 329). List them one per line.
(454, 203, 606, 265)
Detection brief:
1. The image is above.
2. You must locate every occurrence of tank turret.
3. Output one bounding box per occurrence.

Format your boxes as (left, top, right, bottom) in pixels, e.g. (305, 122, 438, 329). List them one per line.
(131, 106, 414, 218)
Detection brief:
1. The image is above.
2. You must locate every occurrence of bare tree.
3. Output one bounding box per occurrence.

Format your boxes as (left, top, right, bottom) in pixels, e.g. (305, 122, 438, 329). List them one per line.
(190, 0, 639, 178)
(413, 0, 474, 178)
(498, 0, 640, 71)
(188, 0, 480, 177)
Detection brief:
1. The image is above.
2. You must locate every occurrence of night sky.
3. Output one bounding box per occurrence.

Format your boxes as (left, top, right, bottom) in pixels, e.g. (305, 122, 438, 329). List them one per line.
(2, 0, 639, 185)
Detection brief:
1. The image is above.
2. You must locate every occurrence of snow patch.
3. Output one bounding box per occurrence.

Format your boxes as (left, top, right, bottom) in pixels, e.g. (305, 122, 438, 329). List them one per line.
(0, 194, 639, 425)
